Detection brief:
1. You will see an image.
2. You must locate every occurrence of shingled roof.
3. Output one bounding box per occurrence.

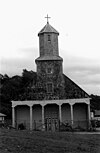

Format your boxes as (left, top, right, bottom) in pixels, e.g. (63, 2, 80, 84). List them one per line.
(38, 22, 59, 35)
(35, 55, 63, 61)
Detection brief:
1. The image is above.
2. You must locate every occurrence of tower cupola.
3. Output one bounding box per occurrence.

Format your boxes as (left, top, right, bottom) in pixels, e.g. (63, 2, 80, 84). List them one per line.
(36, 16, 62, 62)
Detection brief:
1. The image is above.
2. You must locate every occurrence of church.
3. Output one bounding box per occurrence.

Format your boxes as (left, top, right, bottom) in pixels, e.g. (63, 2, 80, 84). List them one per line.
(12, 16, 91, 131)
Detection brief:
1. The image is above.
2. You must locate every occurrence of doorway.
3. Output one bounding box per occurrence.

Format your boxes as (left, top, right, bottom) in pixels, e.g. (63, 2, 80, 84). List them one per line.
(44, 104, 59, 131)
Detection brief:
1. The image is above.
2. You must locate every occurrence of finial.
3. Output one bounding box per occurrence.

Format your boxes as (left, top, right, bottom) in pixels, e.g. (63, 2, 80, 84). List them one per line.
(45, 14, 51, 23)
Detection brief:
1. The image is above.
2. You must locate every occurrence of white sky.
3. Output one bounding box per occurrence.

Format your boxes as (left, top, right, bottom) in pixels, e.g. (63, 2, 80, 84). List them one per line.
(0, 0, 100, 95)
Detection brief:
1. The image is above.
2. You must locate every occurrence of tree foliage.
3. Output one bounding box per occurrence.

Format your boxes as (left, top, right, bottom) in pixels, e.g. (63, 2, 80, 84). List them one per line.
(0, 70, 37, 118)
(90, 94, 100, 111)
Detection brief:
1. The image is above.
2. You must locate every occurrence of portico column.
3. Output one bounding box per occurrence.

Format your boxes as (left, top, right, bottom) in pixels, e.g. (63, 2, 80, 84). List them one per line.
(70, 104, 74, 126)
(30, 106, 33, 130)
(88, 103, 91, 127)
(12, 107, 15, 128)
(59, 104, 62, 124)
(42, 105, 44, 126)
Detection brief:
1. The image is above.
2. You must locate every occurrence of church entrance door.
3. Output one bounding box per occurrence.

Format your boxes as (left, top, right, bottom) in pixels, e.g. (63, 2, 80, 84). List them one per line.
(44, 104, 59, 131)
(45, 118, 59, 131)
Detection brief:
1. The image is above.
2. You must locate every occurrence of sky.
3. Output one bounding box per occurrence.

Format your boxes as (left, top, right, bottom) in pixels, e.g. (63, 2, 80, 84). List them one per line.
(0, 0, 100, 95)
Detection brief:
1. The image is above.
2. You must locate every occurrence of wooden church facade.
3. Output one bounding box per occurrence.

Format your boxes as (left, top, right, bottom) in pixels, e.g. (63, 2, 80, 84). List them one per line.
(12, 19, 91, 131)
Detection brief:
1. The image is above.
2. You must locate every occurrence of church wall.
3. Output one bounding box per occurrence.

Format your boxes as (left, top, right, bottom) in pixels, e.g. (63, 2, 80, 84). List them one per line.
(36, 60, 65, 100)
(15, 105, 30, 129)
(61, 104, 71, 123)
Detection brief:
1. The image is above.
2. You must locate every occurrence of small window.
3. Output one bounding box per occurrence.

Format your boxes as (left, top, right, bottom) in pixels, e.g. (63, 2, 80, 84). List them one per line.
(47, 67, 52, 74)
(47, 83, 53, 93)
(48, 35, 51, 41)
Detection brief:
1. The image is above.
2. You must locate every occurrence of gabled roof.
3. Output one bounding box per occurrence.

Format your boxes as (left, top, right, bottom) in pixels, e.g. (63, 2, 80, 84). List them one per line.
(63, 74, 89, 98)
(38, 22, 59, 35)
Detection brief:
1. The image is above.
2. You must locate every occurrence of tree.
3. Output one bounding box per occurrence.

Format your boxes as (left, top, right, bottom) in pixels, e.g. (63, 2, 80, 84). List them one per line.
(90, 94, 100, 111)
(22, 69, 36, 87)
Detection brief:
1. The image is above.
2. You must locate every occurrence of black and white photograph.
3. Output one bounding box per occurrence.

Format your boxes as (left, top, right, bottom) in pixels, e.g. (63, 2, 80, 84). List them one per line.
(0, 0, 100, 152)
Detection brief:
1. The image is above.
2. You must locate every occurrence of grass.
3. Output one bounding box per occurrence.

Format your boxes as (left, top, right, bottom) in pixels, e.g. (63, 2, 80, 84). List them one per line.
(0, 129, 100, 153)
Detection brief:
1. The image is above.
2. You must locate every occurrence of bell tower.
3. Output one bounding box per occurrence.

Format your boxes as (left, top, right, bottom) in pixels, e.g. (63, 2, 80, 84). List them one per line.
(38, 17, 59, 57)
(35, 16, 65, 100)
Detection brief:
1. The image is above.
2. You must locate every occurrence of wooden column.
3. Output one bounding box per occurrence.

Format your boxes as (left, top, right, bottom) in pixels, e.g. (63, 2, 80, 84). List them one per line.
(59, 104, 62, 123)
(70, 104, 74, 126)
(88, 103, 91, 127)
(30, 106, 33, 130)
(12, 107, 15, 128)
(42, 105, 45, 130)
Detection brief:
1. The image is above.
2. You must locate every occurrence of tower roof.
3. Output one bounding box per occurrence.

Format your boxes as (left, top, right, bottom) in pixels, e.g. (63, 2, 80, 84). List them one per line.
(38, 22, 59, 36)
(35, 55, 63, 62)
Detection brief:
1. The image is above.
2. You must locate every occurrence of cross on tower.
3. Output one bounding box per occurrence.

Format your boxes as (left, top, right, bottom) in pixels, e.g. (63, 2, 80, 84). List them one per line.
(45, 14, 51, 23)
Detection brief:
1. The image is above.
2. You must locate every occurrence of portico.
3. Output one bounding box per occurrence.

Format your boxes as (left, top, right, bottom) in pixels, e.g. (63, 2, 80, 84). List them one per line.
(12, 98, 91, 131)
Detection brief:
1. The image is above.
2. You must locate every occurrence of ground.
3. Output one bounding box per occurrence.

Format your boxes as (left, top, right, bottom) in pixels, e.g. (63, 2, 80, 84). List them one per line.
(0, 129, 100, 153)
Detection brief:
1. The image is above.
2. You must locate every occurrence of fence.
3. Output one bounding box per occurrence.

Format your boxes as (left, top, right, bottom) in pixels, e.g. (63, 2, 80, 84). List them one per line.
(1, 119, 100, 131)
(15, 119, 90, 131)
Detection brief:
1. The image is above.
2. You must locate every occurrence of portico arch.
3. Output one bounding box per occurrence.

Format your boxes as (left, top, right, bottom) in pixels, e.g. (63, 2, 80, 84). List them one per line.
(73, 103, 88, 129)
(32, 104, 42, 130)
(44, 104, 59, 131)
(62, 103, 71, 123)
(15, 105, 30, 129)
(44, 104, 59, 119)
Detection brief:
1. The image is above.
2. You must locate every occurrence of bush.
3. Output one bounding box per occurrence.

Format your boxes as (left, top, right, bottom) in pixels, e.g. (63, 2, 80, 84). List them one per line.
(96, 120, 100, 127)
(18, 123, 25, 130)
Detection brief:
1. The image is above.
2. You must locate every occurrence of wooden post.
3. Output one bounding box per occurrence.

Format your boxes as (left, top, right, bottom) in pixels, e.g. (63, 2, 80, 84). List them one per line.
(59, 104, 62, 131)
(70, 104, 74, 127)
(30, 106, 33, 130)
(12, 107, 15, 128)
(88, 103, 91, 128)
(59, 104, 62, 123)
(42, 105, 45, 131)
